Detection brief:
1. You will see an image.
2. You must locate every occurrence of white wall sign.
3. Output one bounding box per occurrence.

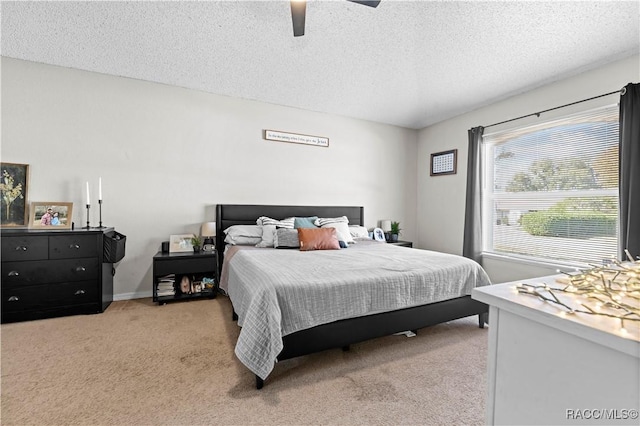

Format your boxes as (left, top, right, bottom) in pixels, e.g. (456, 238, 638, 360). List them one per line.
(264, 129, 329, 148)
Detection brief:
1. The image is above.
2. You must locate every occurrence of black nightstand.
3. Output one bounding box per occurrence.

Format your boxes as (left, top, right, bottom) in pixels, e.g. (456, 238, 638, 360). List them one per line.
(388, 240, 413, 248)
(152, 251, 218, 304)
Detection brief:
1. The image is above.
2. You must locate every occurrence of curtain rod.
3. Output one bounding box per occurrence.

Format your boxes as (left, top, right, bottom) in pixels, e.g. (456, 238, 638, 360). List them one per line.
(483, 87, 625, 130)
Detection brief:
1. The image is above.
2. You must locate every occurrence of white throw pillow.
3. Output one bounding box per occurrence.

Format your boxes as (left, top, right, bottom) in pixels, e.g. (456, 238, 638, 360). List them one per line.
(349, 225, 370, 239)
(314, 216, 354, 244)
(325, 222, 354, 244)
(255, 225, 277, 248)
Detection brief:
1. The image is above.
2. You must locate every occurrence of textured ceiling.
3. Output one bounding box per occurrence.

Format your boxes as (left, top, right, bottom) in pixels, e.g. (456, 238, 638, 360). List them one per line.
(1, 0, 639, 129)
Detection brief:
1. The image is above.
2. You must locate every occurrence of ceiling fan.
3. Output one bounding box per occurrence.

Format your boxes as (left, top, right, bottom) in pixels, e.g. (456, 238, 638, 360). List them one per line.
(290, 0, 381, 37)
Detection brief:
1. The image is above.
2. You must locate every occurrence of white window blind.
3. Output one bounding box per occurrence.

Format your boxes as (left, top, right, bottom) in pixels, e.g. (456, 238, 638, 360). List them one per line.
(481, 104, 619, 265)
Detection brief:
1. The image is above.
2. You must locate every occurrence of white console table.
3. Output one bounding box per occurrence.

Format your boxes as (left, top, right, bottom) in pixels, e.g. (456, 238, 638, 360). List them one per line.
(472, 275, 639, 425)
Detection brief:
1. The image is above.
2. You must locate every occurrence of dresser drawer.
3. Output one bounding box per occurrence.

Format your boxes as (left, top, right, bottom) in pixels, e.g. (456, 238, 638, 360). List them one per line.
(48, 281, 98, 307)
(1, 284, 49, 312)
(1, 236, 48, 261)
(50, 235, 98, 259)
(2, 281, 98, 314)
(154, 256, 216, 276)
(2, 258, 99, 287)
(2, 260, 52, 285)
(52, 258, 100, 282)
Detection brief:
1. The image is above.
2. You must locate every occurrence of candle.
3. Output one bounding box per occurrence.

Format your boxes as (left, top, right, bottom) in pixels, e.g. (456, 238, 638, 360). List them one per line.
(86, 181, 90, 205)
(99, 177, 102, 201)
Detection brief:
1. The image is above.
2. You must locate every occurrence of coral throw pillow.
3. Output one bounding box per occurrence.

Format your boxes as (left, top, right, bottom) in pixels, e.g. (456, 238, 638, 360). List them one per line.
(298, 227, 341, 251)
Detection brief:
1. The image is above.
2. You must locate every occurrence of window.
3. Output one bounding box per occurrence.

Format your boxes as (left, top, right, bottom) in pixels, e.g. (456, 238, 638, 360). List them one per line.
(481, 105, 619, 266)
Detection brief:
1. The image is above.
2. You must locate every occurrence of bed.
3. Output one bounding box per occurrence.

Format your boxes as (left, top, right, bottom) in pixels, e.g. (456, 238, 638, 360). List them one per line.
(215, 204, 490, 389)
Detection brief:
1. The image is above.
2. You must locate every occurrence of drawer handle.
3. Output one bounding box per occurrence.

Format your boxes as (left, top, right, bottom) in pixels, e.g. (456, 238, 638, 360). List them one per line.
(14, 246, 27, 251)
(69, 244, 80, 249)
(74, 289, 86, 296)
(7, 296, 19, 302)
(75, 266, 86, 273)
(8, 270, 19, 277)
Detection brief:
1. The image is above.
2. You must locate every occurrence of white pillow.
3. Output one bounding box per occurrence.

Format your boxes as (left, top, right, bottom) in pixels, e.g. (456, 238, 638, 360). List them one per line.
(326, 222, 354, 244)
(255, 225, 277, 248)
(314, 217, 354, 244)
(349, 225, 370, 239)
(223, 225, 263, 245)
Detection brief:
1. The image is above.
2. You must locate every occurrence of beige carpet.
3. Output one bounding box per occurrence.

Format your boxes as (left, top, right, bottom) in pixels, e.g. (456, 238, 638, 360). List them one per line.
(1, 296, 488, 425)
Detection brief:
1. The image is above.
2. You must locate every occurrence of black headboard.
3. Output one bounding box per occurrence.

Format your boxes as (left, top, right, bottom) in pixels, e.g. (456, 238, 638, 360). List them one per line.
(215, 204, 364, 273)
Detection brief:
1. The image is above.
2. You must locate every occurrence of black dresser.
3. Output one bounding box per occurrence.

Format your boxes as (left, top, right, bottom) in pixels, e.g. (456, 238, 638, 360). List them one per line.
(1, 228, 115, 323)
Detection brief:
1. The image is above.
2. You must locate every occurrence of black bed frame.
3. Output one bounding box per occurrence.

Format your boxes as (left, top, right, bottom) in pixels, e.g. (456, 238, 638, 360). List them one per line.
(215, 204, 488, 389)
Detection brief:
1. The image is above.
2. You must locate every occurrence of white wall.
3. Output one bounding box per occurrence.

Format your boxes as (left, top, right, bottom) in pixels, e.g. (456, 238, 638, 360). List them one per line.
(4, 54, 637, 295)
(1, 57, 418, 299)
(417, 54, 639, 283)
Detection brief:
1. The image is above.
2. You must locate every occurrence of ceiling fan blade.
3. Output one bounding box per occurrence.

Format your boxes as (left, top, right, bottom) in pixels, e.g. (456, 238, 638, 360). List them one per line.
(347, 0, 381, 7)
(290, 1, 306, 37)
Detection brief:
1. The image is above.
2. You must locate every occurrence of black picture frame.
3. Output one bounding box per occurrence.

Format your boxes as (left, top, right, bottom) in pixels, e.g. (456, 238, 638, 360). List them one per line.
(0, 162, 29, 227)
(430, 149, 457, 176)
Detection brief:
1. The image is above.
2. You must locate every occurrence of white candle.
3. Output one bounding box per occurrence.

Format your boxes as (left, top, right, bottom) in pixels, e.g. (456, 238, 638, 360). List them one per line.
(98, 177, 102, 201)
(86, 181, 90, 205)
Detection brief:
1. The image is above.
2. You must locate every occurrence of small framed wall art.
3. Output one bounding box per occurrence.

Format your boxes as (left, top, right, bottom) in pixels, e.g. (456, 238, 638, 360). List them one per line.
(0, 162, 29, 227)
(28, 202, 73, 229)
(430, 149, 457, 176)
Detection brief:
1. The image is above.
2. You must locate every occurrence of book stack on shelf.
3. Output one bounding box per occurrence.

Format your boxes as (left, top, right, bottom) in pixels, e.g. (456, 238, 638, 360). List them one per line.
(156, 274, 175, 297)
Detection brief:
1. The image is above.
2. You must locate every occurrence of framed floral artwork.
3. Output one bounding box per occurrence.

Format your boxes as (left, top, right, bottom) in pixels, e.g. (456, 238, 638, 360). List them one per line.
(0, 162, 29, 227)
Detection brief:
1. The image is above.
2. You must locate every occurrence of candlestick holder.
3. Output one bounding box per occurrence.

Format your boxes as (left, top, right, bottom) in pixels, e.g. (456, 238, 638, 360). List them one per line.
(97, 199, 105, 228)
(83, 204, 91, 229)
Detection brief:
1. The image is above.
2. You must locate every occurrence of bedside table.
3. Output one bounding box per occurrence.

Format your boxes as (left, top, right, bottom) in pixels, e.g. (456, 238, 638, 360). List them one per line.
(152, 251, 218, 304)
(388, 240, 413, 248)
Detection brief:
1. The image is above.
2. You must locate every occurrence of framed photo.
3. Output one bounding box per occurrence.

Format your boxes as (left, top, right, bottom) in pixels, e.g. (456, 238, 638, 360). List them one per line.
(170, 234, 195, 253)
(430, 149, 457, 176)
(1, 162, 29, 227)
(373, 227, 386, 242)
(28, 202, 73, 229)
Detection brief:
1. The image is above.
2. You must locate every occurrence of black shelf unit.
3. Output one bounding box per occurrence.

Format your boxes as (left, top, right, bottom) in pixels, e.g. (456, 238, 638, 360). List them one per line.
(152, 251, 217, 304)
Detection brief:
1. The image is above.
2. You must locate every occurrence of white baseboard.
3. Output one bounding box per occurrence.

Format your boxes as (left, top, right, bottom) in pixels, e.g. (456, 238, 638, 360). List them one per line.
(113, 291, 152, 301)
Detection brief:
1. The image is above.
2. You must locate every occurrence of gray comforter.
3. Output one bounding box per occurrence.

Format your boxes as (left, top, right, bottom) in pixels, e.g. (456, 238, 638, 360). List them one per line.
(222, 240, 491, 380)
